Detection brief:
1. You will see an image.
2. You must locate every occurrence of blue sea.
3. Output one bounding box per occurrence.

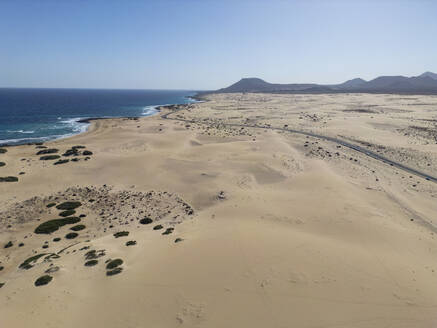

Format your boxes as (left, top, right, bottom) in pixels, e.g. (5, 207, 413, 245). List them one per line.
(0, 88, 197, 145)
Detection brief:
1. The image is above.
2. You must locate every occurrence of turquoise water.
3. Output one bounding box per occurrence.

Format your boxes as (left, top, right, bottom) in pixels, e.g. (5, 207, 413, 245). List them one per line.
(0, 88, 197, 145)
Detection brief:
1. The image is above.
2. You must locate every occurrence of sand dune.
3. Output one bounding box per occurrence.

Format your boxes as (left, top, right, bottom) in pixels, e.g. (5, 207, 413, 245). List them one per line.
(1, 93, 436, 327)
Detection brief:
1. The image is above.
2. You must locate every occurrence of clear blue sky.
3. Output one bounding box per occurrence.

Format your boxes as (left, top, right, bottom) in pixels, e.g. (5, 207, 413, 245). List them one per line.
(1, 0, 436, 90)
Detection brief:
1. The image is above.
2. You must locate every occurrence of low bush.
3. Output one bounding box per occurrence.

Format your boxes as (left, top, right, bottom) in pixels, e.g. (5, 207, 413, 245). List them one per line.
(106, 258, 123, 270)
(140, 217, 153, 225)
(0, 176, 18, 182)
(54, 159, 69, 165)
(34, 217, 80, 234)
(65, 232, 78, 239)
(126, 240, 137, 246)
(0, 148, 7, 154)
(59, 209, 76, 217)
(19, 253, 47, 269)
(0, 162, 5, 167)
(83, 150, 93, 155)
(40, 155, 61, 161)
(106, 267, 123, 276)
(36, 148, 58, 155)
(34, 275, 53, 287)
(56, 201, 82, 210)
(113, 231, 129, 238)
(46, 203, 56, 208)
(84, 259, 98, 267)
(70, 224, 86, 231)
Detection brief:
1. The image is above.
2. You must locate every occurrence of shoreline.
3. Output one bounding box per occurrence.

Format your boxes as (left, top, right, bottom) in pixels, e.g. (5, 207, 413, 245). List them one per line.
(0, 95, 201, 148)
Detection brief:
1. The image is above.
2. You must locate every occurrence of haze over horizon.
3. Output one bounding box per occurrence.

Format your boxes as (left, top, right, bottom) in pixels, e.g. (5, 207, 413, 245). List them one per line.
(1, 0, 437, 90)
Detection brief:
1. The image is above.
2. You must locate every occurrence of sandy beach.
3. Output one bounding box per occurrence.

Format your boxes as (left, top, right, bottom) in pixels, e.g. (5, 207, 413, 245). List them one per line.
(1, 92, 437, 328)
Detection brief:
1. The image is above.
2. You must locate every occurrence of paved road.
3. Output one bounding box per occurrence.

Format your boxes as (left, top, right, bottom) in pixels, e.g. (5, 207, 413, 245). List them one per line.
(161, 109, 437, 184)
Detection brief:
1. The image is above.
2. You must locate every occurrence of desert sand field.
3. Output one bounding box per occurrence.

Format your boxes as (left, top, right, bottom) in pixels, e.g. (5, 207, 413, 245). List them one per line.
(1, 93, 437, 328)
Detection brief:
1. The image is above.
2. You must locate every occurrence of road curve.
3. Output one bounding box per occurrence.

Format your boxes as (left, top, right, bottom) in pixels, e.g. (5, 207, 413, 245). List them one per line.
(161, 108, 437, 184)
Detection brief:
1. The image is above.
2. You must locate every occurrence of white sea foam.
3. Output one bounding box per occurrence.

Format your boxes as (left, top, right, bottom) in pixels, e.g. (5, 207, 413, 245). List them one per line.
(6, 130, 35, 134)
(142, 105, 160, 116)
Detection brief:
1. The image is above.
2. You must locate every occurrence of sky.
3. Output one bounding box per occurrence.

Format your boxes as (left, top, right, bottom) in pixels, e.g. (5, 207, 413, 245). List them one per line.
(1, 0, 437, 90)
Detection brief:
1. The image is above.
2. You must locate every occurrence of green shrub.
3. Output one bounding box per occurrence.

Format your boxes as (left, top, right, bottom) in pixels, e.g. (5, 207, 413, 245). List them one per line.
(106, 267, 123, 276)
(4, 241, 13, 248)
(153, 224, 163, 230)
(0, 162, 5, 167)
(70, 224, 86, 231)
(59, 209, 76, 217)
(34, 275, 52, 286)
(0, 176, 18, 182)
(106, 258, 123, 270)
(83, 150, 93, 155)
(46, 203, 56, 208)
(140, 217, 153, 224)
(84, 259, 98, 267)
(0, 282, 4, 288)
(162, 227, 174, 235)
(56, 201, 82, 210)
(54, 159, 69, 165)
(0, 148, 7, 154)
(113, 231, 129, 238)
(53, 237, 61, 242)
(126, 240, 137, 246)
(34, 217, 80, 234)
(65, 232, 78, 239)
(40, 155, 60, 160)
(36, 148, 58, 155)
(19, 253, 47, 269)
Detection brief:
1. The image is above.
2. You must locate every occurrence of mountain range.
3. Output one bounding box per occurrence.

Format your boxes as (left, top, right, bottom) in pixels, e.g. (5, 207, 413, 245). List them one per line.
(214, 72, 437, 94)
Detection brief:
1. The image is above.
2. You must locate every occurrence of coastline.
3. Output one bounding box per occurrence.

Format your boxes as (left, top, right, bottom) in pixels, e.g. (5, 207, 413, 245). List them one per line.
(0, 94, 202, 148)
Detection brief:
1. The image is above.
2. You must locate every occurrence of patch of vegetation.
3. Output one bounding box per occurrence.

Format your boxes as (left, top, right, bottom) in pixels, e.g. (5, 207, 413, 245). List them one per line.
(18, 242, 24, 247)
(0, 282, 4, 288)
(62, 149, 79, 157)
(140, 217, 153, 224)
(34, 275, 53, 287)
(42, 245, 49, 249)
(0, 148, 7, 153)
(174, 238, 183, 243)
(0, 176, 18, 182)
(54, 159, 69, 165)
(53, 237, 61, 242)
(40, 155, 61, 160)
(84, 259, 98, 267)
(106, 267, 123, 276)
(126, 240, 137, 246)
(56, 201, 82, 210)
(106, 258, 123, 270)
(34, 217, 80, 234)
(65, 232, 78, 239)
(46, 203, 56, 208)
(72, 145, 86, 149)
(162, 227, 174, 235)
(153, 224, 163, 230)
(84, 249, 105, 260)
(70, 224, 86, 231)
(83, 150, 93, 156)
(4, 241, 13, 248)
(45, 266, 59, 273)
(36, 148, 58, 155)
(19, 253, 47, 269)
(59, 209, 76, 217)
(0, 162, 5, 167)
(113, 231, 129, 238)
(0, 266, 4, 271)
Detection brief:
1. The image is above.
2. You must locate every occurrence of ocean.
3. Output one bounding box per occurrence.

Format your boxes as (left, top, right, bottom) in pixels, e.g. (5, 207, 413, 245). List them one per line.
(0, 88, 197, 145)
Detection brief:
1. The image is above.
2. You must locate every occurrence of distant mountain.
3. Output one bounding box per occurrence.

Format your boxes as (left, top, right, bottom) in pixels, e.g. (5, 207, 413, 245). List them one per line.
(335, 78, 367, 89)
(214, 72, 437, 94)
(420, 71, 437, 80)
